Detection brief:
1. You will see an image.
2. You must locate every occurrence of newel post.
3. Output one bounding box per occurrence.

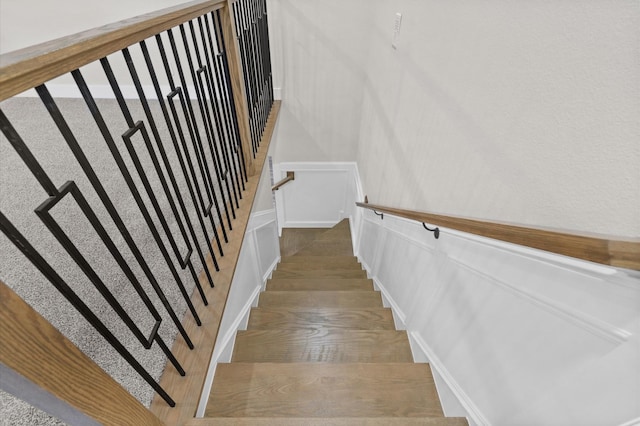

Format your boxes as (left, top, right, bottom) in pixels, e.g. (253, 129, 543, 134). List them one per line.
(220, 0, 256, 176)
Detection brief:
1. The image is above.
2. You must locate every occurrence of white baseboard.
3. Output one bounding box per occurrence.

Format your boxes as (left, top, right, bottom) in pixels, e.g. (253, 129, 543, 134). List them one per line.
(360, 256, 484, 426)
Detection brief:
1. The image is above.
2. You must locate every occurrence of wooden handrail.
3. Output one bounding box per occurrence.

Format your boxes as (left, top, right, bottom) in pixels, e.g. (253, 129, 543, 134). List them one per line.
(0, 0, 225, 101)
(272, 171, 295, 191)
(356, 201, 640, 271)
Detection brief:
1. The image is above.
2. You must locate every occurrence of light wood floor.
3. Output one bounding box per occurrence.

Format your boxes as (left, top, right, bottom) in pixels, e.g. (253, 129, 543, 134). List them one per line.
(205, 219, 468, 425)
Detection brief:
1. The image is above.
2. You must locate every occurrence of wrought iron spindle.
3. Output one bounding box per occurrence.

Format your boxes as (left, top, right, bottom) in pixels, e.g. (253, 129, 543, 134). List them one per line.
(166, 28, 230, 243)
(155, 33, 227, 253)
(120, 47, 216, 288)
(193, 17, 241, 210)
(139, 38, 221, 273)
(74, 67, 203, 327)
(178, 23, 235, 228)
(0, 111, 178, 407)
(200, 14, 244, 202)
(35, 84, 195, 347)
(214, 9, 248, 184)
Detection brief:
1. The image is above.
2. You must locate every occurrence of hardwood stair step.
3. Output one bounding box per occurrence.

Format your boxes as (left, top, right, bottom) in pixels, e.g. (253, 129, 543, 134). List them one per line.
(246, 307, 395, 330)
(271, 268, 367, 280)
(258, 291, 383, 309)
(206, 363, 443, 417)
(188, 418, 469, 425)
(280, 255, 359, 265)
(266, 278, 373, 291)
(294, 241, 353, 256)
(232, 330, 413, 363)
(276, 261, 363, 271)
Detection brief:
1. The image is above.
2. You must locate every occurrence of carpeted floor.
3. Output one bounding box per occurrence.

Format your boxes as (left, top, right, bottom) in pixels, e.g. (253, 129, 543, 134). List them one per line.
(1, 96, 228, 425)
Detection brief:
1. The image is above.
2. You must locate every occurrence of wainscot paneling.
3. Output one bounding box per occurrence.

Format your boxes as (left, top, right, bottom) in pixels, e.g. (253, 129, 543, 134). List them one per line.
(195, 209, 280, 417)
(356, 210, 640, 426)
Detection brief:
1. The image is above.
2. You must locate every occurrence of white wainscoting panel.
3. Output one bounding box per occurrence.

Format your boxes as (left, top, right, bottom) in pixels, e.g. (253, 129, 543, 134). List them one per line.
(356, 209, 640, 426)
(195, 209, 280, 417)
(273, 162, 361, 234)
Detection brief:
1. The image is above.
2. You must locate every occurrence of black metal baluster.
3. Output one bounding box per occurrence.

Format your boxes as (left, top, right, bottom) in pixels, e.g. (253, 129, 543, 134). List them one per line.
(35, 84, 191, 363)
(139, 39, 221, 274)
(0, 211, 177, 407)
(261, 0, 275, 107)
(100, 56, 208, 309)
(201, 14, 243, 203)
(194, 17, 241, 210)
(102, 55, 208, 306)
(179, 23, 235, 228)
(75, 65, 202, 327)
(166, 28, 230, 244)
(121, 47, 217, 290)
(234, 1, 258, 156)
(155, 33, 227, 253)
(215, 9, 248, 185)
(251, 0, 268, 137)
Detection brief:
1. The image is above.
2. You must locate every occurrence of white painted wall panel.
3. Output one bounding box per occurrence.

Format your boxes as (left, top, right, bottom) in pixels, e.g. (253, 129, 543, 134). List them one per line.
(358, 212, 640, 426)
(196, 208, 280, 417)
(274, 162, 356, 232)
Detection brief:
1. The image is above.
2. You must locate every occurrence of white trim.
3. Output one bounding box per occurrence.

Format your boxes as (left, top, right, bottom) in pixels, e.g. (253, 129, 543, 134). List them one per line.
(410, 331, 490, 426)
(273, 87, 282, 100)
(359, 253, 484, 425)
(450, 258, 632, 344)
(363, 214, 632, 344)
(195, 284, 261, 417)
(262, 255, 280, 283)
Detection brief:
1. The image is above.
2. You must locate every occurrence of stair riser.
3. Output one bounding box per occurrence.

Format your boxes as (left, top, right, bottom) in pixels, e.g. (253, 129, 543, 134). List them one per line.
(276, 262, 363, 271)
(247, 308, 396, 330)
(258, 291, 383, 309)
(266, 278, 373, 291)
(271, 269, 367, 280)
(232, 330, 413, 363)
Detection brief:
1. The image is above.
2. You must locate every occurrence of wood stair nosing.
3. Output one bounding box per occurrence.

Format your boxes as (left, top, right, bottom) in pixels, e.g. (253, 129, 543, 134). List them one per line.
(270, 269, 368, 280)
(265, 278, 373, 291)
(187, 418, 469, 426)
(232, 329, 413, 363)
(246, 307, 396, 330)
(257, 290, 383, 309)
(275, 261, 363, 271)
(206, 363, 444, 418)
(279, 255, 359, 264)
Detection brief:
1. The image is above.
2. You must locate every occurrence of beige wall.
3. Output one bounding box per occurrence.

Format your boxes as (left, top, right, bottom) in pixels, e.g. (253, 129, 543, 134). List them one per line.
(268, 0, 640, 237)
(0, 0, 188, 54)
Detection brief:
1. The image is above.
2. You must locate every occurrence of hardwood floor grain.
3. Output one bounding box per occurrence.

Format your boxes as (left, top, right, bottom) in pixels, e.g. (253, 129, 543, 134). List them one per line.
(206, 363, 444, 418)
(246, 307, 395, 330)
(232, 329, 413, 363)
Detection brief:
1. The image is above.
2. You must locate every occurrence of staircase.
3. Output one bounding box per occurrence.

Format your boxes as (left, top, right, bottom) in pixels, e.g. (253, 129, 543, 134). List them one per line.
(197, 220, 468, 425)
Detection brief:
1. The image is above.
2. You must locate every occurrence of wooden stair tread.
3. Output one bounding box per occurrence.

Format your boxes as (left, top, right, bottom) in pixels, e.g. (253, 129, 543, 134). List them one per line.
(266, 278, 373, 291)
(271, 268, 367, 279)
(294, 241, 353, 256)
(258, 291, 383, 309)
(247, 307, 395, 330)
(280, 255, 359, 265)
(206, 363, 443, 418)
(276, 261, 363, 271)
(232, 330, 413, 363)
(188, 419, 468, 426)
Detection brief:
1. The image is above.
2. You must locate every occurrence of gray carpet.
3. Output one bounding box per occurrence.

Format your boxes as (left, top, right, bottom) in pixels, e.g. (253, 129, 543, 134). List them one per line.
(1, 96, 230, 425)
